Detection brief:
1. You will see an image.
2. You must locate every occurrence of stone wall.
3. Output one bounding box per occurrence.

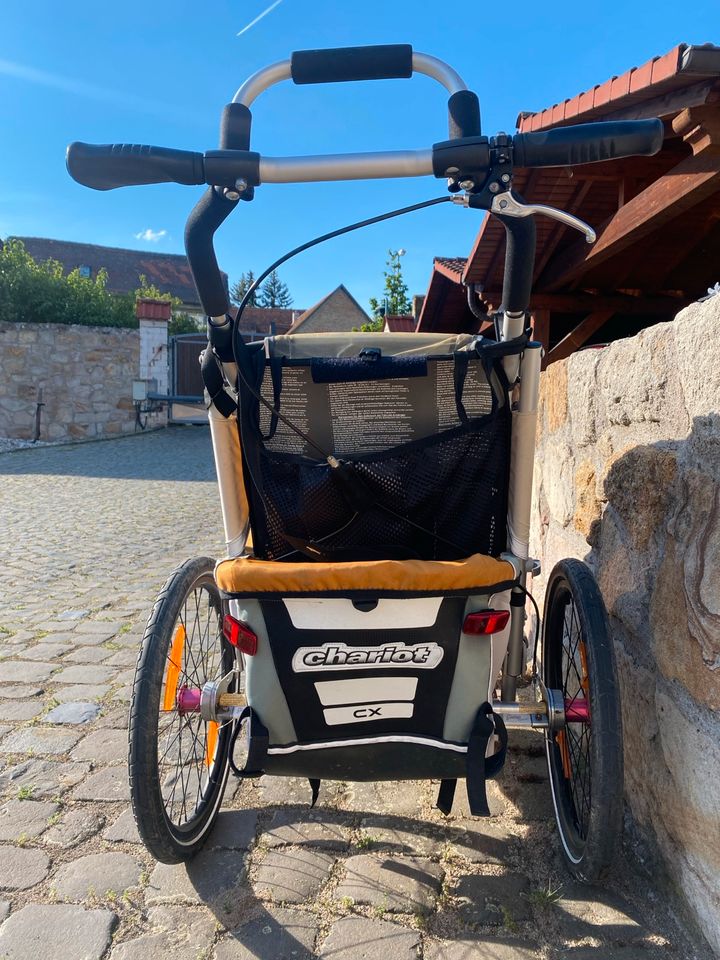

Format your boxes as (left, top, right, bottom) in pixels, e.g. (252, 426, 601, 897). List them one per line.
(531, 296, 720, 952)
(0, 321, 140, 441)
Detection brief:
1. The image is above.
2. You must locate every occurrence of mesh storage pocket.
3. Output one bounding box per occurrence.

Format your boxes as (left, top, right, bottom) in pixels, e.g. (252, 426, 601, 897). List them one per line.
(252, 406, 510, 561)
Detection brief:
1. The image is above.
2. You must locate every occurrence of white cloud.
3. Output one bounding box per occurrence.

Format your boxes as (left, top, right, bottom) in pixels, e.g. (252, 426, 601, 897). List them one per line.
(237, 0, 284, 36)
(134, 228, 167, 243)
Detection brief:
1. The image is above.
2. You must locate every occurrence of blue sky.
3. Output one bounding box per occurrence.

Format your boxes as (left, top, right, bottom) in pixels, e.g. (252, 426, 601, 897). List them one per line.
(1, 1, 716, 313)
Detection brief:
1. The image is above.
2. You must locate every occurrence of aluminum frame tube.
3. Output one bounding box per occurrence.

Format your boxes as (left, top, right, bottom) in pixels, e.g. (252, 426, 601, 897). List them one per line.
(258, 150, 434, 183)
(208, 399, 250, 557)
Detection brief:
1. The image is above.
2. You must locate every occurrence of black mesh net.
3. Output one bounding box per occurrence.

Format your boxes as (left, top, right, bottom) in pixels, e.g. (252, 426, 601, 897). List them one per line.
(241, 352, 512, 562)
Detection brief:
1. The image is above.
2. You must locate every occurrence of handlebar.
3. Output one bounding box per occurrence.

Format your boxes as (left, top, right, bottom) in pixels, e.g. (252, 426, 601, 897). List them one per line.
(67, 119, 663, 192)
(66, 45, 666, 322)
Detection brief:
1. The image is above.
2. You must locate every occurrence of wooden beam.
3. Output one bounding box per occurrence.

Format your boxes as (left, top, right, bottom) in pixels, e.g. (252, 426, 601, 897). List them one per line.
(480, 290, 688, 315)
(546, 311, 615, 365)
(540, 151, 720, 290)
(531, 309, 551, 353)
(533, 179, 594, 281)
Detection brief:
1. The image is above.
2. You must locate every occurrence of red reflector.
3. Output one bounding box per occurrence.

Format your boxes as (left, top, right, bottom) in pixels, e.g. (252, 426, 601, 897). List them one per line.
(222, 614, 258, 655)
(463, 609, 510, 635)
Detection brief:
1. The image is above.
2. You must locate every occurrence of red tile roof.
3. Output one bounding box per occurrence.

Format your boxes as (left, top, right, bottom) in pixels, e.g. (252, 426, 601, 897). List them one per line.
(517, 43, 720, 132)
(384, 315, 416, 332)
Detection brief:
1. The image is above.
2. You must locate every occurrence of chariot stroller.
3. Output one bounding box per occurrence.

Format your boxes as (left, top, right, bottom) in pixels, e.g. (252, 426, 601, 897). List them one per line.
(68, 44, 663, 880)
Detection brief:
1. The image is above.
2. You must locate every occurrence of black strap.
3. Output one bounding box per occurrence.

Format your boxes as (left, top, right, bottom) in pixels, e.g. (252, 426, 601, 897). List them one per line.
(436, 778, 457, 816)
(308, 778, 320, 807)
(228, 705, 269, 778)
(453, 352, 470, 424)
(201, 345, 237, 418)
(466, 702, 503, 816)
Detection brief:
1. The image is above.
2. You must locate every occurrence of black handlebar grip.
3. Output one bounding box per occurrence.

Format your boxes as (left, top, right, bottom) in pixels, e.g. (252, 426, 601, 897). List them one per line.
(66, 142, 205, 191)
(290, 44, 413, 85)
(513, 119, 664, 168)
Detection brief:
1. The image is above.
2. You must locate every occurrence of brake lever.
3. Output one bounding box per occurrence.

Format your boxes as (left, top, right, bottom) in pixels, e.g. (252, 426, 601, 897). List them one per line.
(490, 190, 596, 244)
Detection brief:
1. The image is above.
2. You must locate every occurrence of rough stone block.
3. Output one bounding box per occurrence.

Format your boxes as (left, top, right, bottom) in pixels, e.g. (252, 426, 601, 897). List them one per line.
(102, 808, 140, 844)
(0, 845, 50, 890)
(52, 852, 143, 901)
(334, 854, 443, 915)
(356, 818, 446, 857)
(0, 758, 91, 798)
(44, 807, 103, 847)
(263, 808, 349, 851)
(0, 798, 59, 840)
(0, 903, 116, 960)
(71, 728, 126, 763)
(454, 872, 532, 925)
(0, 661, 58, 683)
(51, 664, 116, 685)
(0, 726, 80, 756)
(319, 915, 421, 959)
(253, 848, 334, 904)
(450, 820, 519, 864)
(71, 766, 130, 802)
(215, 906, 317, 959)
(45, 702, 101, 725)
(425, 936, 540, 959)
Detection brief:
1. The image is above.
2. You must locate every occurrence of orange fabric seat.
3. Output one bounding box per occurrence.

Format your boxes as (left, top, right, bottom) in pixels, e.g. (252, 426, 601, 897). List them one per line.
(215, 553, 517, 597)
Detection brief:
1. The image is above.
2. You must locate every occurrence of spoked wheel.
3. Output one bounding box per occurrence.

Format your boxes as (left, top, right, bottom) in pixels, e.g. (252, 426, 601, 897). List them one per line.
(542, 558, 623, 882)
(129, 556, 239, 863)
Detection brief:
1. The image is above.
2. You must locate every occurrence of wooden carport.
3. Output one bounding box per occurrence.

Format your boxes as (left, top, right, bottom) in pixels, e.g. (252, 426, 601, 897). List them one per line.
(417, 43, 720, 365)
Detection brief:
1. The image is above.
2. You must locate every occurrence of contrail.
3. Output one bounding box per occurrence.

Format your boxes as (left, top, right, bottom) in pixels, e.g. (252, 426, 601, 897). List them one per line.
(0, 58, 196, 121)
(237, 0, 284, 36)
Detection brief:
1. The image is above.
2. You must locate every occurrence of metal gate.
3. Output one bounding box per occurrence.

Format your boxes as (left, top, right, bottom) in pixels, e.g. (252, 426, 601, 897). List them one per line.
(169, 333, 207, 423)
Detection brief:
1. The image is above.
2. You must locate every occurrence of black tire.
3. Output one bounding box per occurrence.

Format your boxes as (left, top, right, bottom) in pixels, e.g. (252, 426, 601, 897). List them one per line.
(542, 558, 623, 882)
(129, 557, 237, 863)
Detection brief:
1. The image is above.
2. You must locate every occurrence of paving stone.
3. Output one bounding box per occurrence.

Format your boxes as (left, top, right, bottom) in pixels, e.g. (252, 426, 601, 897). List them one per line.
(68, 632, 117, 647)
(319, 915, 421, 959)
(0, 904, 115, 960)
(263, 808, 349, 851)
(54, 684, 111, 703)
(0, 725, 10, 740)
(71, 766, 130, 801)
(346, 780, 424, 817)
(71, 728, 126, 763)
(248, 775, 319, 806)
(57, 610, 91, 621)
(0, 758, 91, 798)
(0, 726, 80, 755)
(0, 900, 9, 923)
(426, 936, 540, 959)
(0, 798, 59, 840)
(102, 808, 140, 844)
(111, 906, 216, 960)
(335, 854, 443, 915)
(42, 632, 82, 644)
(357, 817, 446, 856)
(555, 884, 649, 944)
(51, 664, 117, 685)
(18, 643, 73, 661)
(76, 620, 125, 635)
(454, 873, 533, 925)
(62, 647, 113, 664)
(44, 807, 103, 847)
(0, 845, 50, 890)
(510, 755, 549, 782)
(0, 661, 58, 683)
(52, 851, 143, 901)
(104, 648, 139, 667)
(253, 848, 335, 904)
(94, 706, 129, 729)
(0, 685, 44, 699)
(0, 701, 44, 722)
(556, 950, 656, 960)
(450, 820, 520, 864)
(45, 702, 102, 725)
(206, 809, 259, 850)
(215, 906, 317, 960)
(146, 849, 247, 911)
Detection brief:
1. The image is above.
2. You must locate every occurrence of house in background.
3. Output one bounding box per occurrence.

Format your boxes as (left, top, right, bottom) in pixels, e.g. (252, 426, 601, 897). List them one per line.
(235, 306, 305, 339)
(13, 237, 226, 320)
(289, 285, 369, 333)
(418, 42, 720, 366)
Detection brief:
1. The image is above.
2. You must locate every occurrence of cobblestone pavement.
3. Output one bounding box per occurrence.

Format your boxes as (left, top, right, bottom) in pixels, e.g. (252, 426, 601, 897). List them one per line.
(0, 428, 713, 960)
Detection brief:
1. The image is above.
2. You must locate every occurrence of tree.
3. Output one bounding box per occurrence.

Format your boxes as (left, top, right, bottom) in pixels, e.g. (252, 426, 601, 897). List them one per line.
(258, 270, 293, 309)
(230, 270, 259, 307)
(369, 249, 411, 322)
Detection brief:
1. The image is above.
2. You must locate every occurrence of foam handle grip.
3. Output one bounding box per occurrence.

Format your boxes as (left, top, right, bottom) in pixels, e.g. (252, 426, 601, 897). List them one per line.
(512, 119, 664, 168)
(66, 142, 205, 191)
(290, 44, 413, 85)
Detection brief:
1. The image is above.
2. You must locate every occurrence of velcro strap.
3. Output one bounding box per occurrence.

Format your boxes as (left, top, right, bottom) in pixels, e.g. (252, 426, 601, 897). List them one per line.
(228, 705, 269, 778)
(465, 702, 497, 817)
(436, 778, 457, 816)
(201, 346, 237, 418)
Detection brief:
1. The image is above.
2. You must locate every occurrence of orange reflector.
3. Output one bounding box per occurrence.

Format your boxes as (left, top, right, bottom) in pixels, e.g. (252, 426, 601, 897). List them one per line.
(557, 729, 572, 779)
(205, 721, 219, 767)
(162, 624, 186, 711)
(223, 614, 258, 656)
(462, 609, 510, 635)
